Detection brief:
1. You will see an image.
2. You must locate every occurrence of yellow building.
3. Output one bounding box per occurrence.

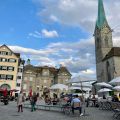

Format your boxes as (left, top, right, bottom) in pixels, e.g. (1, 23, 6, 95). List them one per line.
(0, 44, 20, 90)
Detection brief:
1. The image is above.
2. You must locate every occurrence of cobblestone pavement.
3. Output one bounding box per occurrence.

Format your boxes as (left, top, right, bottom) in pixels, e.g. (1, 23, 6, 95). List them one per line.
(0, 102, 113, 120)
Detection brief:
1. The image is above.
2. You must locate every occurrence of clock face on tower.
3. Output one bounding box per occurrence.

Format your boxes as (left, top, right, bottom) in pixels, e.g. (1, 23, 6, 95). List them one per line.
(103, 27, 109, 34)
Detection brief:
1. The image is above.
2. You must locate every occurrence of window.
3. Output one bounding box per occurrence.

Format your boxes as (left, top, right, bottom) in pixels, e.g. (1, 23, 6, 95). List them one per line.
(97, 38, 101, 48)
(0, 58, 7, 62)
(30, 77, 33, 81)
(6, 75, 13, 80)
(7, 66, 14, 71)
(18, 68, 22, 72)
(0, 66, 14, 71)
(0, 74, 6, 79)
(17, 76, 21, 79)
(37, 87, 39, 91)
(24, 77, 27, 80)
(16, 83, 20, 87)
(8, 52, 12, 56)
(8, 58, 16, 62)
(23, 84, 27, 89)
(2, 66, 7, 70)
(3, 58, 7, 62)
(42, 69, 49, 76)
(0, 66, 2, 70)
(106, 61, 111, 82)
(0, 74, 13, 80)
(105, 36, 108, 47)
(0, 51, 8, 55)
(44, 80, 47, 83)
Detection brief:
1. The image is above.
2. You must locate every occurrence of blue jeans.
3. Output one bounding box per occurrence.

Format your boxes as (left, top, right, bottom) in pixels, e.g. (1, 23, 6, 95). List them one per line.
(72, 107, 82, 114)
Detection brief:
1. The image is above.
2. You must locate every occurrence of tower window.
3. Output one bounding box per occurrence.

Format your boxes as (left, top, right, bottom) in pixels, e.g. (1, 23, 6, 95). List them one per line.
(97, 38, 101, 48)
(106, 61, 111, 82)
(105, 36, 108, 47)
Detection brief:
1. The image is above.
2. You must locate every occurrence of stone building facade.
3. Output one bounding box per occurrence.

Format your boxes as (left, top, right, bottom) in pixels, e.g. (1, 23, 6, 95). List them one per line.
(94, 0, 120, 83)
(22, 62, 71, 96)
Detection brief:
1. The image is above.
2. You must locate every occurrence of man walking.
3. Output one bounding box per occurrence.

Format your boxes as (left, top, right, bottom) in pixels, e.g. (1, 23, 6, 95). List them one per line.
(30, 92, 37, 112)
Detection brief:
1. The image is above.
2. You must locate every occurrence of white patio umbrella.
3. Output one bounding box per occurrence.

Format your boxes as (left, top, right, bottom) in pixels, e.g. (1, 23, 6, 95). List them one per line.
(113, 86, 120, 91)
(98, 88, 112, 93)
(109, 76, 120, 85)
(67, 76, 96, 83)
(50, 84, 68, 90)
(96, 82, 113, 88)
(67, 77, 80, 83)
(72, 83, 92, 87)
(69, 86, 91, 91)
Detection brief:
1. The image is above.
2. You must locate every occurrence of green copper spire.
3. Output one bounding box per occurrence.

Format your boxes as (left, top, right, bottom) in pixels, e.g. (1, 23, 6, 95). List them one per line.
(96, 0, 107, 28)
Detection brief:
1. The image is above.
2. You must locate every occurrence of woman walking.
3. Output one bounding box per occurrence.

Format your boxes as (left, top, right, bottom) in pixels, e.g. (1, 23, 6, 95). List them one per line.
(17, 91, 24, 112)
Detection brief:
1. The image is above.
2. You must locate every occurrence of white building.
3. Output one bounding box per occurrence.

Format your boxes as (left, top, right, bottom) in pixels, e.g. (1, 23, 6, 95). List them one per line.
(15, 59, 25, 95)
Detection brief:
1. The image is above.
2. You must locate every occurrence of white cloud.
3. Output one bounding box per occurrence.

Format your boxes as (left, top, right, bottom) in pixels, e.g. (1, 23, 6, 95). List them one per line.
(30, 0, 120, 79)
(81, 69, 95, 75)
(36, 0, 97, 32)
(28, 29, 59, 38)
(41, 29, 59, 38)
(35, 0, 120, 37)
(28, 32, 41, 38)
(50, 15, 59, 22)
(10, 0, 120, 80)
(9, 45, 55, 55)
(8, 37, 95, 78)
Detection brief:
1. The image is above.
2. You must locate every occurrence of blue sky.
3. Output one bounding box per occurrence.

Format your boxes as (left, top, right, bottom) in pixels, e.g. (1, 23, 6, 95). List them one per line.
(0, 0, 120, 79)
(0, 0, 89, 48)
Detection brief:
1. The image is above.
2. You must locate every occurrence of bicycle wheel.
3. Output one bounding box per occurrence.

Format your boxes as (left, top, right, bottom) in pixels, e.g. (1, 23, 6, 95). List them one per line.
(64, 107, 71, 115)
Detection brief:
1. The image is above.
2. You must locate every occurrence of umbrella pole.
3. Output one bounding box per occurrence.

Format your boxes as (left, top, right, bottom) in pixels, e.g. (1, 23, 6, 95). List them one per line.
(79, 77, 83, 97)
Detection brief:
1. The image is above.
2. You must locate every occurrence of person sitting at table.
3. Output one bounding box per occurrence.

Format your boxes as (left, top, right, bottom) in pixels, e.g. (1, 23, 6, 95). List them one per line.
(112, 95, 119, 102)
(71, 95, 83, 116)
(45, 95, 51, 104)
(103, 94, 106, 99)
(92, 94, 96, 107)
(52, 96, 58, 105)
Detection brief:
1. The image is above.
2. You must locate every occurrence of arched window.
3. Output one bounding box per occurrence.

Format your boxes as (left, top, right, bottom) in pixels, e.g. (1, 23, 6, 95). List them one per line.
(106, 61, 111, 82)
(105, 36, 108, 47)
(97, 38, 101, 48)
(0, 84, 11, 90)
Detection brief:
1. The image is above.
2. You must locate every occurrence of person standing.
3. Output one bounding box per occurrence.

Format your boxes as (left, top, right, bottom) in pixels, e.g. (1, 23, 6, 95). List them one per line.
(17, 91, 24, 112)
(30, 92, 37, 112)
(3, 88, 9, 105)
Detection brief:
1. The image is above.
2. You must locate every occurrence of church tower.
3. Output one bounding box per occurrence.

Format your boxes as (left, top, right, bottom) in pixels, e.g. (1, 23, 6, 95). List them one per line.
(94, 0, 113, 82)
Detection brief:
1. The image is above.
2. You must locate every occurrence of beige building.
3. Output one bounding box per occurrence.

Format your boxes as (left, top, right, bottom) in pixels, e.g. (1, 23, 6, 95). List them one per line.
(0, 44, 20, 90)
(94, 0, 120, 83)
(22, 61, 72, 96)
